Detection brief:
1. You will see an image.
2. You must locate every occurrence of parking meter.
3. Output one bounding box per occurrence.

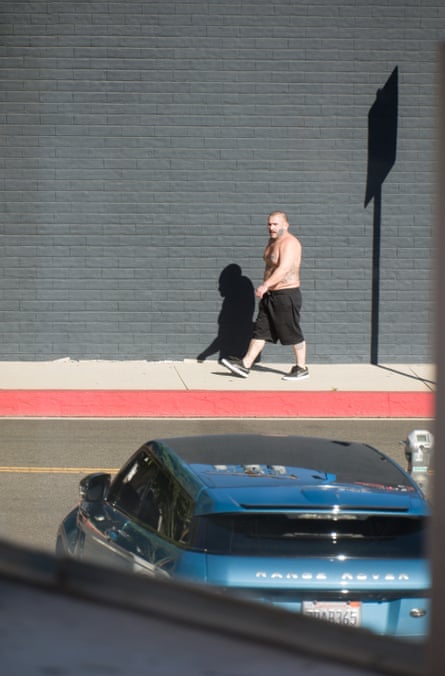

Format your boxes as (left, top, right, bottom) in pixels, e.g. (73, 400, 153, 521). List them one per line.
(403, 430, 434, 499)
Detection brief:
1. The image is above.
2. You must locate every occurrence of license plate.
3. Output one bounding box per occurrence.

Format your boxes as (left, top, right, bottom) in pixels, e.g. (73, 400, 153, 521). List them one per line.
(302, 601, 361, 627)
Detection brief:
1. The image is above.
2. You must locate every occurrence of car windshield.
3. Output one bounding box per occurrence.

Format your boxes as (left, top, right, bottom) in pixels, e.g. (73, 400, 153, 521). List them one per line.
(190, 513, 427, 558)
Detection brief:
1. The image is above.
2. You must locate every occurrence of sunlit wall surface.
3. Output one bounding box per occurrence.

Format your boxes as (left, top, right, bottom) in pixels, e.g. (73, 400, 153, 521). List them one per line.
(0, 1, 442, 362)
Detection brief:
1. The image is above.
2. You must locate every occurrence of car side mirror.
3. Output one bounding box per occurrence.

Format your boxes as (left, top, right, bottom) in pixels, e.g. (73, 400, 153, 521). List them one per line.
(79, 473, 111, 503)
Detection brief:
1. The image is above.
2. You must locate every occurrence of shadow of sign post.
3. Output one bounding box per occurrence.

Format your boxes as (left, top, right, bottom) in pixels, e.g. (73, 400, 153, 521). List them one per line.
(365, 67, 398, 364)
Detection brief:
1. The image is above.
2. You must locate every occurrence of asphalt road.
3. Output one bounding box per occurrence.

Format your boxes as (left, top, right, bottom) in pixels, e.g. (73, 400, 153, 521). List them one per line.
(0, 418, 433, 553)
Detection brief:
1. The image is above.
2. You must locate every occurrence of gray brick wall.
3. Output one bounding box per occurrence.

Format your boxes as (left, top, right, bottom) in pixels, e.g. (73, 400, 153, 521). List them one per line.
(0, 0, 443, 362)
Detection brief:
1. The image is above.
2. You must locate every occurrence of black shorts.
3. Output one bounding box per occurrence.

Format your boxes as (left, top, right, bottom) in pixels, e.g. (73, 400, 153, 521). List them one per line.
(252, 288, 304, 346)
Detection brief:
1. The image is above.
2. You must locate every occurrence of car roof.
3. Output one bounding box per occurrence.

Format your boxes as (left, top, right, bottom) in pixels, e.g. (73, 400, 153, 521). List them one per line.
(153, 434, 411, 487)
(144, 434, 428, 515)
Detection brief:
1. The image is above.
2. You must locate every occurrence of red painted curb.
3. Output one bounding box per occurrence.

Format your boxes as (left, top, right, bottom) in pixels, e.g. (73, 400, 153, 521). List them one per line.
(0, 390, 434, 418)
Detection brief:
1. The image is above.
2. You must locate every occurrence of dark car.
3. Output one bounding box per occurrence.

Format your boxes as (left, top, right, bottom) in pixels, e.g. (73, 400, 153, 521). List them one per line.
(56, 434, 430, 638)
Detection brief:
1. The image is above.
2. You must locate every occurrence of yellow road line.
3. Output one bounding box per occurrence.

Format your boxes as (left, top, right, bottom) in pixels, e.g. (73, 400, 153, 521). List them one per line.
(0, 466, 118, 474)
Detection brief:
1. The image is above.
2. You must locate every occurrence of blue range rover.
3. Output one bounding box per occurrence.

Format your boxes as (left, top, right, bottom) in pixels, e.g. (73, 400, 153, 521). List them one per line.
(56, 434, 430, 639)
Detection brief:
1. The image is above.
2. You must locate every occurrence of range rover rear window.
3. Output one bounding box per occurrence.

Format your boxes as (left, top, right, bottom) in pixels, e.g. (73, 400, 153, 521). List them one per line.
(189, 513, 427, 558)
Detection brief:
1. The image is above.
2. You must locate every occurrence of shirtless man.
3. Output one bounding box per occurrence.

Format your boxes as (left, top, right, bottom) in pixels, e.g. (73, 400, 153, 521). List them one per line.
(221, 211, 308, 381)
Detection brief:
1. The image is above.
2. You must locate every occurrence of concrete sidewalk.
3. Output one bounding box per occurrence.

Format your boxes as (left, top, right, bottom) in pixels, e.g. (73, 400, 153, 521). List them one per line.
(0, 359, 435, 418)
(0, 358, 435, 390)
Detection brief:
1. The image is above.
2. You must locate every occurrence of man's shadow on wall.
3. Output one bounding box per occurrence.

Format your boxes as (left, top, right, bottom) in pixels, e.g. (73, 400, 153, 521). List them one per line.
(197, 264, 255, 363)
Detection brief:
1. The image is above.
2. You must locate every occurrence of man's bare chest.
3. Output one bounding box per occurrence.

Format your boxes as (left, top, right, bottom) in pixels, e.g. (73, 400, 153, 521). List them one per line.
(264, 242, 281, 267)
